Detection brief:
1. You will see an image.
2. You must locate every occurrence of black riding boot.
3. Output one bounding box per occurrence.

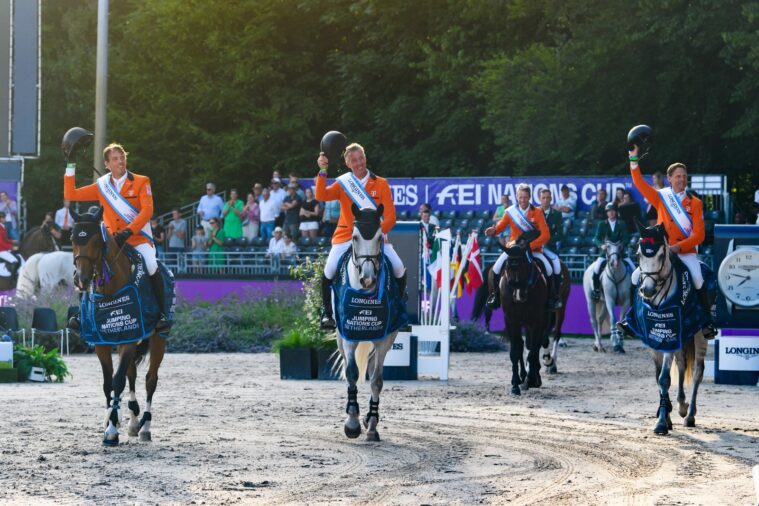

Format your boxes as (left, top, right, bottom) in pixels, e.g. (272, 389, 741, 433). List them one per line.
(67, 291, 83, 334)
(551, 274, 563, 309)
(396, 271, 408, 302)
(696, 286, 717, 339)
(320, 275, 336, 329)
(591, 271, 602, 301)
(149, 271, 170, 333)
(486, 271, 502, 309)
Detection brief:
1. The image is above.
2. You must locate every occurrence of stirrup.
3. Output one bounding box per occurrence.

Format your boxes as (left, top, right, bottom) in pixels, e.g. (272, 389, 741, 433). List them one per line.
(591, 288, 601, 301)
(66, 316, 80, 332)
(701, 322, 717, 340)
(485, 292, 500, 309)
(320, 312, 336, 330)
(155, 317, 170, 333)
(618, 320, 635, 339)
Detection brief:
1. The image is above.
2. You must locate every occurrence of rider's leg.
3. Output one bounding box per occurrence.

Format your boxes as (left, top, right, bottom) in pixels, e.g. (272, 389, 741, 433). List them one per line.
(135, 243, 170, 333)
(591, 256, 605, 300)
(678, 252, 716, 339)
(321, 241, 352, 329)
(543, 248, 563, 309)
(487, 252, 508, 308)
(382, 243, 407, 300)
(533, 252, 558, 309)
(623, 257, 636, 273)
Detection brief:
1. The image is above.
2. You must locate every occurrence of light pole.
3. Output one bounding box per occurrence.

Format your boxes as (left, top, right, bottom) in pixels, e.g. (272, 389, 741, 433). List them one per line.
(94, 0, 108, 179)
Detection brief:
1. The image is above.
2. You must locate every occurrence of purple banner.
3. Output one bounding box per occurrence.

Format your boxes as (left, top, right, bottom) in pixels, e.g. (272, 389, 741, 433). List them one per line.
(307, 176, 649, 214)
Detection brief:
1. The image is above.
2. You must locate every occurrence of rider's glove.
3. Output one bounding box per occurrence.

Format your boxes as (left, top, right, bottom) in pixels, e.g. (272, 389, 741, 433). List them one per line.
(114, 229, 133, 248)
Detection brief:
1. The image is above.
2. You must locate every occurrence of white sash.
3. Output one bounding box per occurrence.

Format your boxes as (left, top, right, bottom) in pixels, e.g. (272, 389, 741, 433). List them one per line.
(336, 172, 377, 211)
(96, 174, 153, 241)
(657, 187, 692, 237)
(506, 204, 533, 233)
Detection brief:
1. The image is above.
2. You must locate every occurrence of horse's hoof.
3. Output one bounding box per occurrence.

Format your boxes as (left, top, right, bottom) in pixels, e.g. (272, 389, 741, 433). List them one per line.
(528, 375, 542, 388)
(612, 345, 625, 354)
(653, 422, 669, 435)
(365, 430, 380, 442)
(139, 431, 152, 442)
(684, 417, 695, 428)
(678, 403, 689, 418)
(102, 435, 119, 447)
(548, 364, 558, 374)
(511, 386, 521, 396)
(344, 424, 361, 439)
(667, 417, 673, 430)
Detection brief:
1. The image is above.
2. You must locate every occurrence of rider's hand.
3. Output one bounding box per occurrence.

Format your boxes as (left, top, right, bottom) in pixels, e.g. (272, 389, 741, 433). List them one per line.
(114, 229, 133, 248)
(629, 144, 639, 158)
(600, 244, 607, 251)
(668, 243, 681, 254)
(317, 152, 329, 170)
(484, 226, 496, 237)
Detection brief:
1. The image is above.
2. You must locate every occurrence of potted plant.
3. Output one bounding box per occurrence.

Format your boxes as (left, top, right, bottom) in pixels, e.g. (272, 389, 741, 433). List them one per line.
(13, 344, 71, 383)
(273, 324, 318, 380)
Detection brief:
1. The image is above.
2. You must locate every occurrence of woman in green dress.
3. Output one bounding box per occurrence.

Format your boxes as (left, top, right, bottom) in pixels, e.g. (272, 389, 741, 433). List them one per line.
(222, 188, 244, 239)
(207, 218, 227, 266)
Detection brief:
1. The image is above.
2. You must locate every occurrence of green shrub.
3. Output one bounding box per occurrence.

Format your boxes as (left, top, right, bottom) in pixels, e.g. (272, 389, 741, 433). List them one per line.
(450, 320, 506, 352)
(13, 344, 71, 382)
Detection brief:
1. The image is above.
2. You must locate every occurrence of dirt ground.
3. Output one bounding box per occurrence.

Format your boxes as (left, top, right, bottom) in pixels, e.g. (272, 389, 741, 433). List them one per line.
(1, 338, 758, 505)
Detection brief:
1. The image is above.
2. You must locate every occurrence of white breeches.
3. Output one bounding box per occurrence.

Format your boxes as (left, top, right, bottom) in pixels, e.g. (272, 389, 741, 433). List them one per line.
(0, 251, 18, 263)
(593, 256, 636, 275)
(631, 252, 702, 289)
(542, 247, 561, 275)
(323, 240, 405, 279)
(134, 243, 158, 275)
(493, 250, 555, 276)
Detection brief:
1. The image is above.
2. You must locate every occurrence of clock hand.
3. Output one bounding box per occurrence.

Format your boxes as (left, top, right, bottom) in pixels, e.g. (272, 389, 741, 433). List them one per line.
(730, 273, 750, 280)
(736, 277, 750, 287)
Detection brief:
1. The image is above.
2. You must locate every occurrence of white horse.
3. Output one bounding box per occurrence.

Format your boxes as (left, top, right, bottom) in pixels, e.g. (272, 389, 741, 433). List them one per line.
(16, 251, 75, 298)
(622, 223, 708, 435)
(582, 240, 632, 352)
(335, 204, 400, 442)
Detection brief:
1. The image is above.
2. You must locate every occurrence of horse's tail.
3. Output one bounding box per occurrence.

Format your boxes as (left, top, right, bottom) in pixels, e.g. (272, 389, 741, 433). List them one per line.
(470, 264, 492, 321)
(134, 337, 151, 367)
(354, 341, 372, 383)
(672, 338, 696, 387)
(15, 252, 42, 298)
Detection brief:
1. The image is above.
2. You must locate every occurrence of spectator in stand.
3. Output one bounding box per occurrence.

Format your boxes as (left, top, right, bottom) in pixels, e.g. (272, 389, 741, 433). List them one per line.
(590, 188, 609, 221)
(259, 187, 279, 240)
(618, 190, 642, 232)
(281, 234, 298, 259)
(420, 208, 435, 245)
(252, 182, 263, 202)
(299, 187, 320, 238)
(492, 194, 510, 247)
(555, 184, 577, 221)
(540, 189, 564, 251)
(222, 188, 244, 239)
(282, 183, 302, 240)
(167, 207, 187, 254)
(55, 199, 74, 245)
(150, 217, 166, 256)
(242, 192, 260, 241)
(288, 173, 305, 199)
(272, 170, 282, 182)
(419, 203, 440, 226)
(266, 226, 284, 257)
(0, 211, 19, 278)
(269, 177, 287, 227)
(42, 212, 63, 244)
(0, 191, 19, 241)
(613, 187, 626, 207)
(190, 225, 207, 267)
(321, 198, 340, 237)
(206, 218, 226, 266)
(645, 171, 665, 225)
(197, 182, 224, 236)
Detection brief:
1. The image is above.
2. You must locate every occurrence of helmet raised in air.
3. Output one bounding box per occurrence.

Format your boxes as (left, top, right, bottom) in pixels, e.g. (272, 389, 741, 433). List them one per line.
(320, 130, 348, 167)
(61, 127, 94, 162)
(627, 124, 652, 151)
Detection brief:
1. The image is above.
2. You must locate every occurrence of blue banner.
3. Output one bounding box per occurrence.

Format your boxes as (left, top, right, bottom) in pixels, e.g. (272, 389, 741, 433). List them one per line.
(307, 175, 650, 214)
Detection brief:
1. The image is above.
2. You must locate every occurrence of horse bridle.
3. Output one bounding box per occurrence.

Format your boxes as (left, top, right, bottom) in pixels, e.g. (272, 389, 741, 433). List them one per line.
(351, 239, 382, 274)
(638, 243, 674, 290)
(604, 243, 627, 286)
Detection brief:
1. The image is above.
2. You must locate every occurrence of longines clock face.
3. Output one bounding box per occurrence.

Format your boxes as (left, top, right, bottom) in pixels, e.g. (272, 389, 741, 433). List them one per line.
(717, 248, 759, 308)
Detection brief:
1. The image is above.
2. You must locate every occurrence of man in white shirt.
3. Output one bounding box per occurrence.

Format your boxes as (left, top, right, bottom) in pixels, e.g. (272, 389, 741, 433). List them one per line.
(197, 182, 224, 236)
(266, 227, 284, 256)
(259, 187, 280, 240)
(555, 184, 577, 220)
(55, 200, 74, 245)
(419, 203, 440, 226)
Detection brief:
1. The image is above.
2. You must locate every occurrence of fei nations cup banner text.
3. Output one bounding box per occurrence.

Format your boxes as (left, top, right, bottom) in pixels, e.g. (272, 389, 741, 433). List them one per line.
(308, 176, 648, 214)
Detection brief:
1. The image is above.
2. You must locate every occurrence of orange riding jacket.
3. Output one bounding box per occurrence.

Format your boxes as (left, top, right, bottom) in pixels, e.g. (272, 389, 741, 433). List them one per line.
(64, 170, 154, 247)
(315, 172, 396, 245)
(494, 204, 550, 252)
(631, 165, 704, 254)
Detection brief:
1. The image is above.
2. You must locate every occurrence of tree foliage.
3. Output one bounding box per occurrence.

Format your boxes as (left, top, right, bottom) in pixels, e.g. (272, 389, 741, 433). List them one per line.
(25, 0, 759, 224)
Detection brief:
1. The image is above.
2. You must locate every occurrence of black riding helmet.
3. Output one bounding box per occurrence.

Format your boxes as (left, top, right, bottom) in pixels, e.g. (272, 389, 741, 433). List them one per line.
(627, 124, 652, 152)
(61, 127, 94, 162)
(320, 130, 348, 167)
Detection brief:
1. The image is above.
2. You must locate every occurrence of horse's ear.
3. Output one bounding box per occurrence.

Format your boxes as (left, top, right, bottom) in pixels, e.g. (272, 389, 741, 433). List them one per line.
(70, 210, 81, 222)
(654, 223, 667, 239)
(95, 207, 104, 221)
(351, 203, 360, 218)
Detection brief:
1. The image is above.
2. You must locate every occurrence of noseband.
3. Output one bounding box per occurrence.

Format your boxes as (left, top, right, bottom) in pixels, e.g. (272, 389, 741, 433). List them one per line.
(638, 243, 673, 290)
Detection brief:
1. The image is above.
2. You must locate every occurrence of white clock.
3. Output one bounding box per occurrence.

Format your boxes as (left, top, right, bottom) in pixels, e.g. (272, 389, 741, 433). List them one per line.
(717, 243, 759, 309)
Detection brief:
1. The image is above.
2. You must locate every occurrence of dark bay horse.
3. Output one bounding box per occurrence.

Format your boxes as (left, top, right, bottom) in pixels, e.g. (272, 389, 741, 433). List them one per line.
(488, 231, 550, 395)
(19, 223, 59, 259)
(541, 261, 571, 374)
(71, 209, 166, 446)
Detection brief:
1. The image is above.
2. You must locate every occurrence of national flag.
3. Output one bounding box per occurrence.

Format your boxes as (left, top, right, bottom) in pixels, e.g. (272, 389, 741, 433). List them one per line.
(465, 236, 483, 294)
(427, 237, 442, 288)
(450, 234, 462, 297)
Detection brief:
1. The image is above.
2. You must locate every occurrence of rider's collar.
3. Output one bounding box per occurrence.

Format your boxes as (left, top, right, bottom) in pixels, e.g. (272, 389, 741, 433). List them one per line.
(111, 171, 128, 192)
(519, 204, 530, 212)
(675, 190, 687, 201)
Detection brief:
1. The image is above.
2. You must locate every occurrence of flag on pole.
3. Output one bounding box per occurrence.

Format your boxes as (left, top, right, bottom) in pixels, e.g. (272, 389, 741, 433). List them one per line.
(451, 234, 462, 297)
(427, 237, 442, 288)
(465, 235, 483, 294)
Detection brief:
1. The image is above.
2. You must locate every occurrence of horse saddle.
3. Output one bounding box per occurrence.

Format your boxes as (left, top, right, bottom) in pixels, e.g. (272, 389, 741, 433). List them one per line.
(0, 252, 23, 279)
(623, 257, 715, 352)
(332, 249, 408, 342)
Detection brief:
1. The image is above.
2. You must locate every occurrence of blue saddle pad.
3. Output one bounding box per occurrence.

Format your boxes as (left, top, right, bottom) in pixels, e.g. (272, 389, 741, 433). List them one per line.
(333, 248, 408, 342)
(623, 258, 715, 352)
(79, 247, 176, 345)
